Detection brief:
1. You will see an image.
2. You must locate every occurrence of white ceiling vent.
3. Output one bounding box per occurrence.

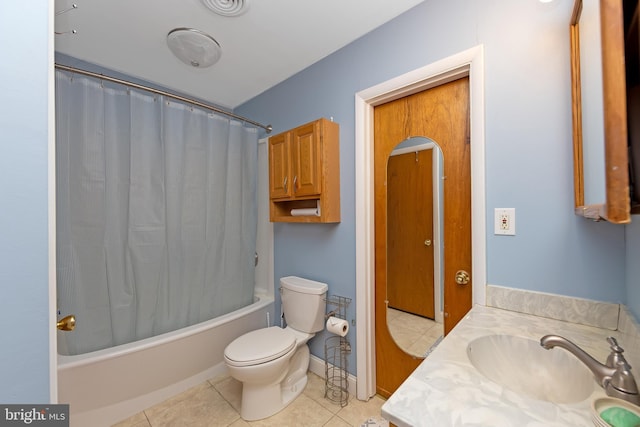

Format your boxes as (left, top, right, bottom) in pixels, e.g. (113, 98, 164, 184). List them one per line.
(202, 0, 250, 17)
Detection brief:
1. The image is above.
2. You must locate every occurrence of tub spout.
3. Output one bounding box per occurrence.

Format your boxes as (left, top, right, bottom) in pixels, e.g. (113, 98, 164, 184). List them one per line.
(540, 335, 640, 406)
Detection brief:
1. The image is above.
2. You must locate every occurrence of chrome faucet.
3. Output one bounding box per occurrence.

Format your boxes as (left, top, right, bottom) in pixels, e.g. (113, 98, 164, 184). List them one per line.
(540, 335, 640, 406)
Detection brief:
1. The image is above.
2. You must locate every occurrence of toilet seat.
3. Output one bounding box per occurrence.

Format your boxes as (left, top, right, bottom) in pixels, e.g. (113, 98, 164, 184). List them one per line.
(225, 326, 296, 367)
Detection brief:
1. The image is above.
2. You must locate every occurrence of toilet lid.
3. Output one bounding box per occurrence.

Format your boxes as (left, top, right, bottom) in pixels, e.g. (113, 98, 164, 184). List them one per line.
(225, 326, 296, 366)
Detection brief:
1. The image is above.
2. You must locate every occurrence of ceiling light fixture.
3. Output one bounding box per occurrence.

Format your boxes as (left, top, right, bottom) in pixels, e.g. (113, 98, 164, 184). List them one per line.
(202, 0, 249, 17)
(166, 28, 222, 68)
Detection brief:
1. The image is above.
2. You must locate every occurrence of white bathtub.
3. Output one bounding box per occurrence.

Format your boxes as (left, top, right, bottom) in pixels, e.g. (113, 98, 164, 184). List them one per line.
(58, 293, 274, 427)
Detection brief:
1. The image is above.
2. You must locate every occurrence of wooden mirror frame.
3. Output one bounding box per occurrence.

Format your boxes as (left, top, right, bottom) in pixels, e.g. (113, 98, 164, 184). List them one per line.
(570, 0, 630, 223)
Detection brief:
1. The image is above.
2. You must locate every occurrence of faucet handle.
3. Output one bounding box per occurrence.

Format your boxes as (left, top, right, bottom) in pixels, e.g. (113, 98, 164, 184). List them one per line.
(608, 337, 624, 352)
(606, 337, 627, 368)
(609, 359, 640, 396)
(606, 337, 639, 396)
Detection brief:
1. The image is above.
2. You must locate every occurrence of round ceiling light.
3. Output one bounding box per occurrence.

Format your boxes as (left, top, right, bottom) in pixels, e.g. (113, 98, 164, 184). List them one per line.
(166, 28, 221, 68)
(202, 0, 249, 17)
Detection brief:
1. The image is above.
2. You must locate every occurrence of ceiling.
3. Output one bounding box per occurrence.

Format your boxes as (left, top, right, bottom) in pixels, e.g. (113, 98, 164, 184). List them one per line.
(54, 0, 424, 110)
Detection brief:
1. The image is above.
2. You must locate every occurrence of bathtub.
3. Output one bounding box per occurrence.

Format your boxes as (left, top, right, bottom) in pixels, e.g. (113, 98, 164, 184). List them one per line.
(58, 293, 274, 427)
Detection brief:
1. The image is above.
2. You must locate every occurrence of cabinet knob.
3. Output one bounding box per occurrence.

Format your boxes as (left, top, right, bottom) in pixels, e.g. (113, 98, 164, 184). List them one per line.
(283, 176, 288, 192)
(293, 175, 298, 193)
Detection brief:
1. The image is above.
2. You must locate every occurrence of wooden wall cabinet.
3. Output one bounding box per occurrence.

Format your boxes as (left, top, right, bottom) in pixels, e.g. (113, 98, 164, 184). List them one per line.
(268, 118, 340, 223)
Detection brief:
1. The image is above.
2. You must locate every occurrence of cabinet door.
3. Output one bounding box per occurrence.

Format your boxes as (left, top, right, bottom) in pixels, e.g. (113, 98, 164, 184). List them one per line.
(269, 132, 291, 199)
(291, 122, 322, 197)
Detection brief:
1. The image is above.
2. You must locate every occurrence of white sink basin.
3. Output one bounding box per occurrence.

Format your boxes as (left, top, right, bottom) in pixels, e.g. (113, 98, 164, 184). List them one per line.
(466, 334, 595, 403)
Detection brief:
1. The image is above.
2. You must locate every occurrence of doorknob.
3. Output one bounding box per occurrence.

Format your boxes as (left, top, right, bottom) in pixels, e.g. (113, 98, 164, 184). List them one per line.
(455, 270, 470, 285)
(424, 239, 432, 246)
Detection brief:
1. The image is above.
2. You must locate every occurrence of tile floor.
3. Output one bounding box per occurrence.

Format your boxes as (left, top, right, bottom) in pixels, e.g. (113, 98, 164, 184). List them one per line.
(386, 308, 443, 357)
(112, 372, 388, 427)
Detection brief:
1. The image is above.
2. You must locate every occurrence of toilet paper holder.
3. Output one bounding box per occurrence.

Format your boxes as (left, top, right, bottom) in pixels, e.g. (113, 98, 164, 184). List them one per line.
(323, 294, 351, 407)
(324, 295, 351, 321)
(324, 294, 351, 338)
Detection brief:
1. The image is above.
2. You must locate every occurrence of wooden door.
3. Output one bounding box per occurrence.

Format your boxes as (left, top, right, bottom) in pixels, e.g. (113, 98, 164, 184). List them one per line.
(374, 77, 471, 398)
(291, 122, 322, 197)
(386, 150, 435, 319)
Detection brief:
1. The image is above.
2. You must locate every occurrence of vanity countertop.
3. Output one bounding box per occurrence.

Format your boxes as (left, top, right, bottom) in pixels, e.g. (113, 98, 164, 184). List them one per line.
(381, 305, 624, 427)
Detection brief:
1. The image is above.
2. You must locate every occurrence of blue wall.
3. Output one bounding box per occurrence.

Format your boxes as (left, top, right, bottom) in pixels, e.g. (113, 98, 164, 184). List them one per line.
(0, 2, 52, 402)
(237, 0, 633, 372)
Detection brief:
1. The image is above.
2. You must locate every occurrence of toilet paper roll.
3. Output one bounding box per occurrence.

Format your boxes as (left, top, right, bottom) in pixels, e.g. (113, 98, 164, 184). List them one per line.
(326, 316, 349, 337)
(290, 208, 319, 217)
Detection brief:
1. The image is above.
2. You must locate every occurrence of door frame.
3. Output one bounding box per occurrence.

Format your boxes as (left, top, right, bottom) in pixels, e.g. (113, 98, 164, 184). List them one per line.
(354, 45, 486, 400)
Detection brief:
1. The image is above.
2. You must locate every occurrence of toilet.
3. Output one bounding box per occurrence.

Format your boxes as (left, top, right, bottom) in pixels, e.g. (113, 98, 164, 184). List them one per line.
(224, 276, 328, 421)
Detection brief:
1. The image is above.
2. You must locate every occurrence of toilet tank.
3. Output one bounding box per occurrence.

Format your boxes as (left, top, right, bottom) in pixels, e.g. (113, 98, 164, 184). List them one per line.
(280, 276, 328, 333)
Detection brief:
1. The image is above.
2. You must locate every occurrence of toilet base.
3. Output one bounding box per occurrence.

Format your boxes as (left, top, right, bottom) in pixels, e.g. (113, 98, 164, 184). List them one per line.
(239, 346, 310, 421)
(240, 374, 309, 421)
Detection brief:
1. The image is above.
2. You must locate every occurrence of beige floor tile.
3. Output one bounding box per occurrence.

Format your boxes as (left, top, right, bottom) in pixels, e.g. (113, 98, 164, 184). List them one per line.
(387, 308, 443, 357)
(406, 340, 430, 358)
(323, 416, 352, 427)
(146, 386, 239, 427)
(425, 324, 444, 341)
(386, 308, 401, 321)
(229, 418, 251, 427)
(407, 330, 442, 357)
(392, 311, 436, 334)
(302, 372, 343, 414)
(388, 307, 438, 325)
(335, 395, 387, 426)
(214, 376, 243, 413)
(144, 382, 212, 419)
(111, 411, 150, 427)
(120, 371, 386, 427)
(246, 394, 333, 427)
(387, 321, 423, 350)
(208, 371, 232, 386)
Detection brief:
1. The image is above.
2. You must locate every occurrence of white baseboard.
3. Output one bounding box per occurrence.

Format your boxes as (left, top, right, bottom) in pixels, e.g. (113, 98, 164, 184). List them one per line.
(309, 354, 359, 400)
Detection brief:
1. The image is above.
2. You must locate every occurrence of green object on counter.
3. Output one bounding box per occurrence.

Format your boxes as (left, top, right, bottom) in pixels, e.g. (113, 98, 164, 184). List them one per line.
(601, 407, 640, 427)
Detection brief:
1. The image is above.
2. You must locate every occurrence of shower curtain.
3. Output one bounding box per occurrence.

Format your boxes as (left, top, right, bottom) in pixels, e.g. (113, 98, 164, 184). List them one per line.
(55, 70, 258, 355)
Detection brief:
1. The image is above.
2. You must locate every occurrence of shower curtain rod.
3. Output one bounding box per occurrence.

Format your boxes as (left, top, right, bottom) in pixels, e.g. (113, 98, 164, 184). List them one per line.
(55, 63, 273, 134)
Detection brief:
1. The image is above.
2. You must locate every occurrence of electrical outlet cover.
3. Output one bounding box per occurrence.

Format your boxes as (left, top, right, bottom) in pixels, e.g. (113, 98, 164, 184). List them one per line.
(494, 208, 515, 235)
